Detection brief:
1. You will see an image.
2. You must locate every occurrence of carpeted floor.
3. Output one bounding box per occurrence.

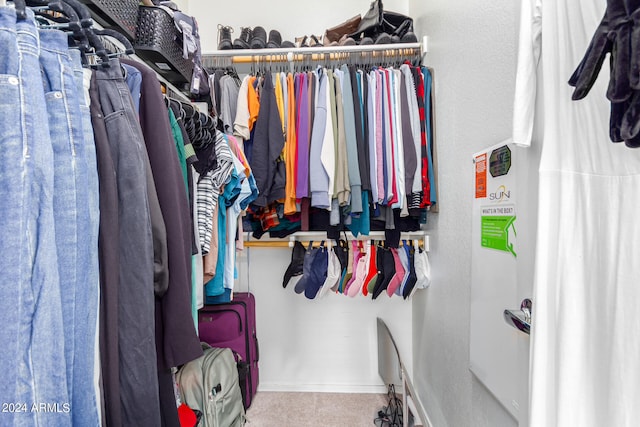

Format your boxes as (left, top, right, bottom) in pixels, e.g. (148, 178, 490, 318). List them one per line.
(245, 392, 389, 427)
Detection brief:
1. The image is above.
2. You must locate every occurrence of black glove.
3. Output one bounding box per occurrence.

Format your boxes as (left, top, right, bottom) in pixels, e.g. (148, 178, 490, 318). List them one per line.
(569, 13, 611, 100)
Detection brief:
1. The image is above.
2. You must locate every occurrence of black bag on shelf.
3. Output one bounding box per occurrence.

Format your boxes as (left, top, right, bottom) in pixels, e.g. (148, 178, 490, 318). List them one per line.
(134, 5, 194, 87)
(350, 0, 414, 41)
(78, 0, 139, 40)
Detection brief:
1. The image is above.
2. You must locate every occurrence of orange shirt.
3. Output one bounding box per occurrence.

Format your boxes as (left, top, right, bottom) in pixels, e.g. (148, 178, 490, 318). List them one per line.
(247, 76, 260, 132)
(284, 73, 298, 215)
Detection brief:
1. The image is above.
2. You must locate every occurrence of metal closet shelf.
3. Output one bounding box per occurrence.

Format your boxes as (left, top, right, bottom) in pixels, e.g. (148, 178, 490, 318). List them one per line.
(201, 36, 428, 68)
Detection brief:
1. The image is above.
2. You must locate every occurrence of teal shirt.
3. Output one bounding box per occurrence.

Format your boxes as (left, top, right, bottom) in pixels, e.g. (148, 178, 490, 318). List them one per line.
(168, 108, 189, 195)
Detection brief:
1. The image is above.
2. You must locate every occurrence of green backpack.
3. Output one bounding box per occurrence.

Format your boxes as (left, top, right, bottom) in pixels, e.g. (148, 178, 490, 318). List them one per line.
(177, 344, 246, 427)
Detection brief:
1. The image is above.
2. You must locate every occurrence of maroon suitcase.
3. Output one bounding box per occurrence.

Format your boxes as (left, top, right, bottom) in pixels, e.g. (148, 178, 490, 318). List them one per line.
(198, 292, 259, 409)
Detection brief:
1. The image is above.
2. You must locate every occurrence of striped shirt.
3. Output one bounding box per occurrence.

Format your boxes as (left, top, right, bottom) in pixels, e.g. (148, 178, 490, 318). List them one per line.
(197, 131, 234, 254)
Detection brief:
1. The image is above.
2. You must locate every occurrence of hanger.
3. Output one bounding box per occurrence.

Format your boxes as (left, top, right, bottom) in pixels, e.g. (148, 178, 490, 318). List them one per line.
(33, 0, 81, 30)
(13, 0, 27, 20)
(94, 28, 135, 56)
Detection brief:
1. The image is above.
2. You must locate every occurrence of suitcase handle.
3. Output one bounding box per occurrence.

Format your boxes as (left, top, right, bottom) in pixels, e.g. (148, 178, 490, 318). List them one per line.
(254, 333, 259, 362)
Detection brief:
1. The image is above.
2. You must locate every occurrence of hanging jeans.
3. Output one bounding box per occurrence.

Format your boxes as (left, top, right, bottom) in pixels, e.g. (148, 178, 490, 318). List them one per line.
(90, 70, 122, 427)
(70, 47, 102, 427)
(94, 59, 161, 427)
(39, 29, 101, 426)
(0, 8, 71, 426)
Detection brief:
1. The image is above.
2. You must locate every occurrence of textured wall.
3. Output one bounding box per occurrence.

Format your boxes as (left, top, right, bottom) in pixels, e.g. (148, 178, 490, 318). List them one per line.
(233, 247, 414, 394)
(408, 1, 520, 426)
(187, 0, 408, 53)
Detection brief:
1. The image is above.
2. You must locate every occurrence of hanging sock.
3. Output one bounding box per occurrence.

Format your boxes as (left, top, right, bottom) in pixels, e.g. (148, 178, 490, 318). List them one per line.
(282, 241, 306, 288)
(347, 242, 368, 297)
(402, 242, 418, 299)
(372, 247, 395, 299)
(319, 246, 342, 298)
(304, 245, 329, 300)
(343, 240, 362, 294)
(294, 242, 318, 294)
(397, 243, 412, 296)
(338, 240, 354, 294)
(362, 241, 378, 296)
(331, 239, 350, 293)
(386, 248, 406, 297)
(368, 245, 384, 295)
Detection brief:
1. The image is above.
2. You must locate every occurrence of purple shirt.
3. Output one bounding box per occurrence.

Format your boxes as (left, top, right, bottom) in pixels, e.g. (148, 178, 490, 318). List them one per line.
(375, 71, 385, 204)
(296, 72, 310, 198)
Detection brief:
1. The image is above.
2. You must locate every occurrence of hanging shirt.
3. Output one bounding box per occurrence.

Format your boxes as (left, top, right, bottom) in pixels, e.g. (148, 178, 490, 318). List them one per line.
(350, 66, 370, 192)
(340, 64, 363, 214)
(309, 68, 332, 209)
(326, 70, 340, 201)
(390, 68, 406, 212)
(374, 70, 386, 205)
(281, 72, 288, 132)
(275, 73, 285, 134)
(400, 64, 423, 196)
(412, 66, 430, 207)
(219, 75, 239, 135)
(251, 72, 286, 207)
(228, 134, 258, 209)
(284, 73, 298, 215)
(233, 75, 251, 143)
(295, 72, 310, 198)
(422, 66, 437, 206)
(380, 69, 394, 205)
(399, 68, 417, 197)
(334, 69, 351, 207)
(247, 76, 260, 132)
(367, 71, 379, 204)
(196, 130, 234, 254)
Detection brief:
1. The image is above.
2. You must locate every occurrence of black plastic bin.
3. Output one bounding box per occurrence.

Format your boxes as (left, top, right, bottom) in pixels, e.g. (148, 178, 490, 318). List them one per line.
(78, 0, 139, 40)
(134, 6, 194, 86)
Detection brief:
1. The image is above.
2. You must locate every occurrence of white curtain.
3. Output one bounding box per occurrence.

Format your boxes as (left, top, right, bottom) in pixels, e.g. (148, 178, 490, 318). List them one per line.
(514, 0, 640, 426)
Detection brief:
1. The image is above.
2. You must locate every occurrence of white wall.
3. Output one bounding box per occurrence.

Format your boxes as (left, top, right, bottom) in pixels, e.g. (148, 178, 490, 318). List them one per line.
(185, 0, 530, 423)
(187, 0, 409, 53)
(408, 1, 521, 426)
(234, 247, 413, 394)
(186, 0, 416, 396)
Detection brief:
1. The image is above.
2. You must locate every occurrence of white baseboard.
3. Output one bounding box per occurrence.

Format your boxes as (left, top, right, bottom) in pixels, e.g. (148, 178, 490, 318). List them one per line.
(257, 382, 388, 394)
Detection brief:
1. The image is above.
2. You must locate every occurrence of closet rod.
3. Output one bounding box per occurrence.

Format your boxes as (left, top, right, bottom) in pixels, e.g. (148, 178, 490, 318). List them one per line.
(287, 231, 429, 251)
(242, 231, 429, 250)
(201, 41, 424, 67)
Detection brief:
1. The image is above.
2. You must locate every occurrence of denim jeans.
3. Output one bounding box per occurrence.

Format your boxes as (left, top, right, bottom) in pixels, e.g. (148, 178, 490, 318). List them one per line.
(70, 47, 102, 427)
(94, 59, 161, 427)
(0, 7, 28, 425)
(39, 30, 100, 426)
(0, 8, 71, 426)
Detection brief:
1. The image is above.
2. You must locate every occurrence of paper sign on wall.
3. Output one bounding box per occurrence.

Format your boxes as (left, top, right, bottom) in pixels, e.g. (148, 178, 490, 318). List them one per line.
(475, 153, 487, 198)
(470, 141, 520, 418)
